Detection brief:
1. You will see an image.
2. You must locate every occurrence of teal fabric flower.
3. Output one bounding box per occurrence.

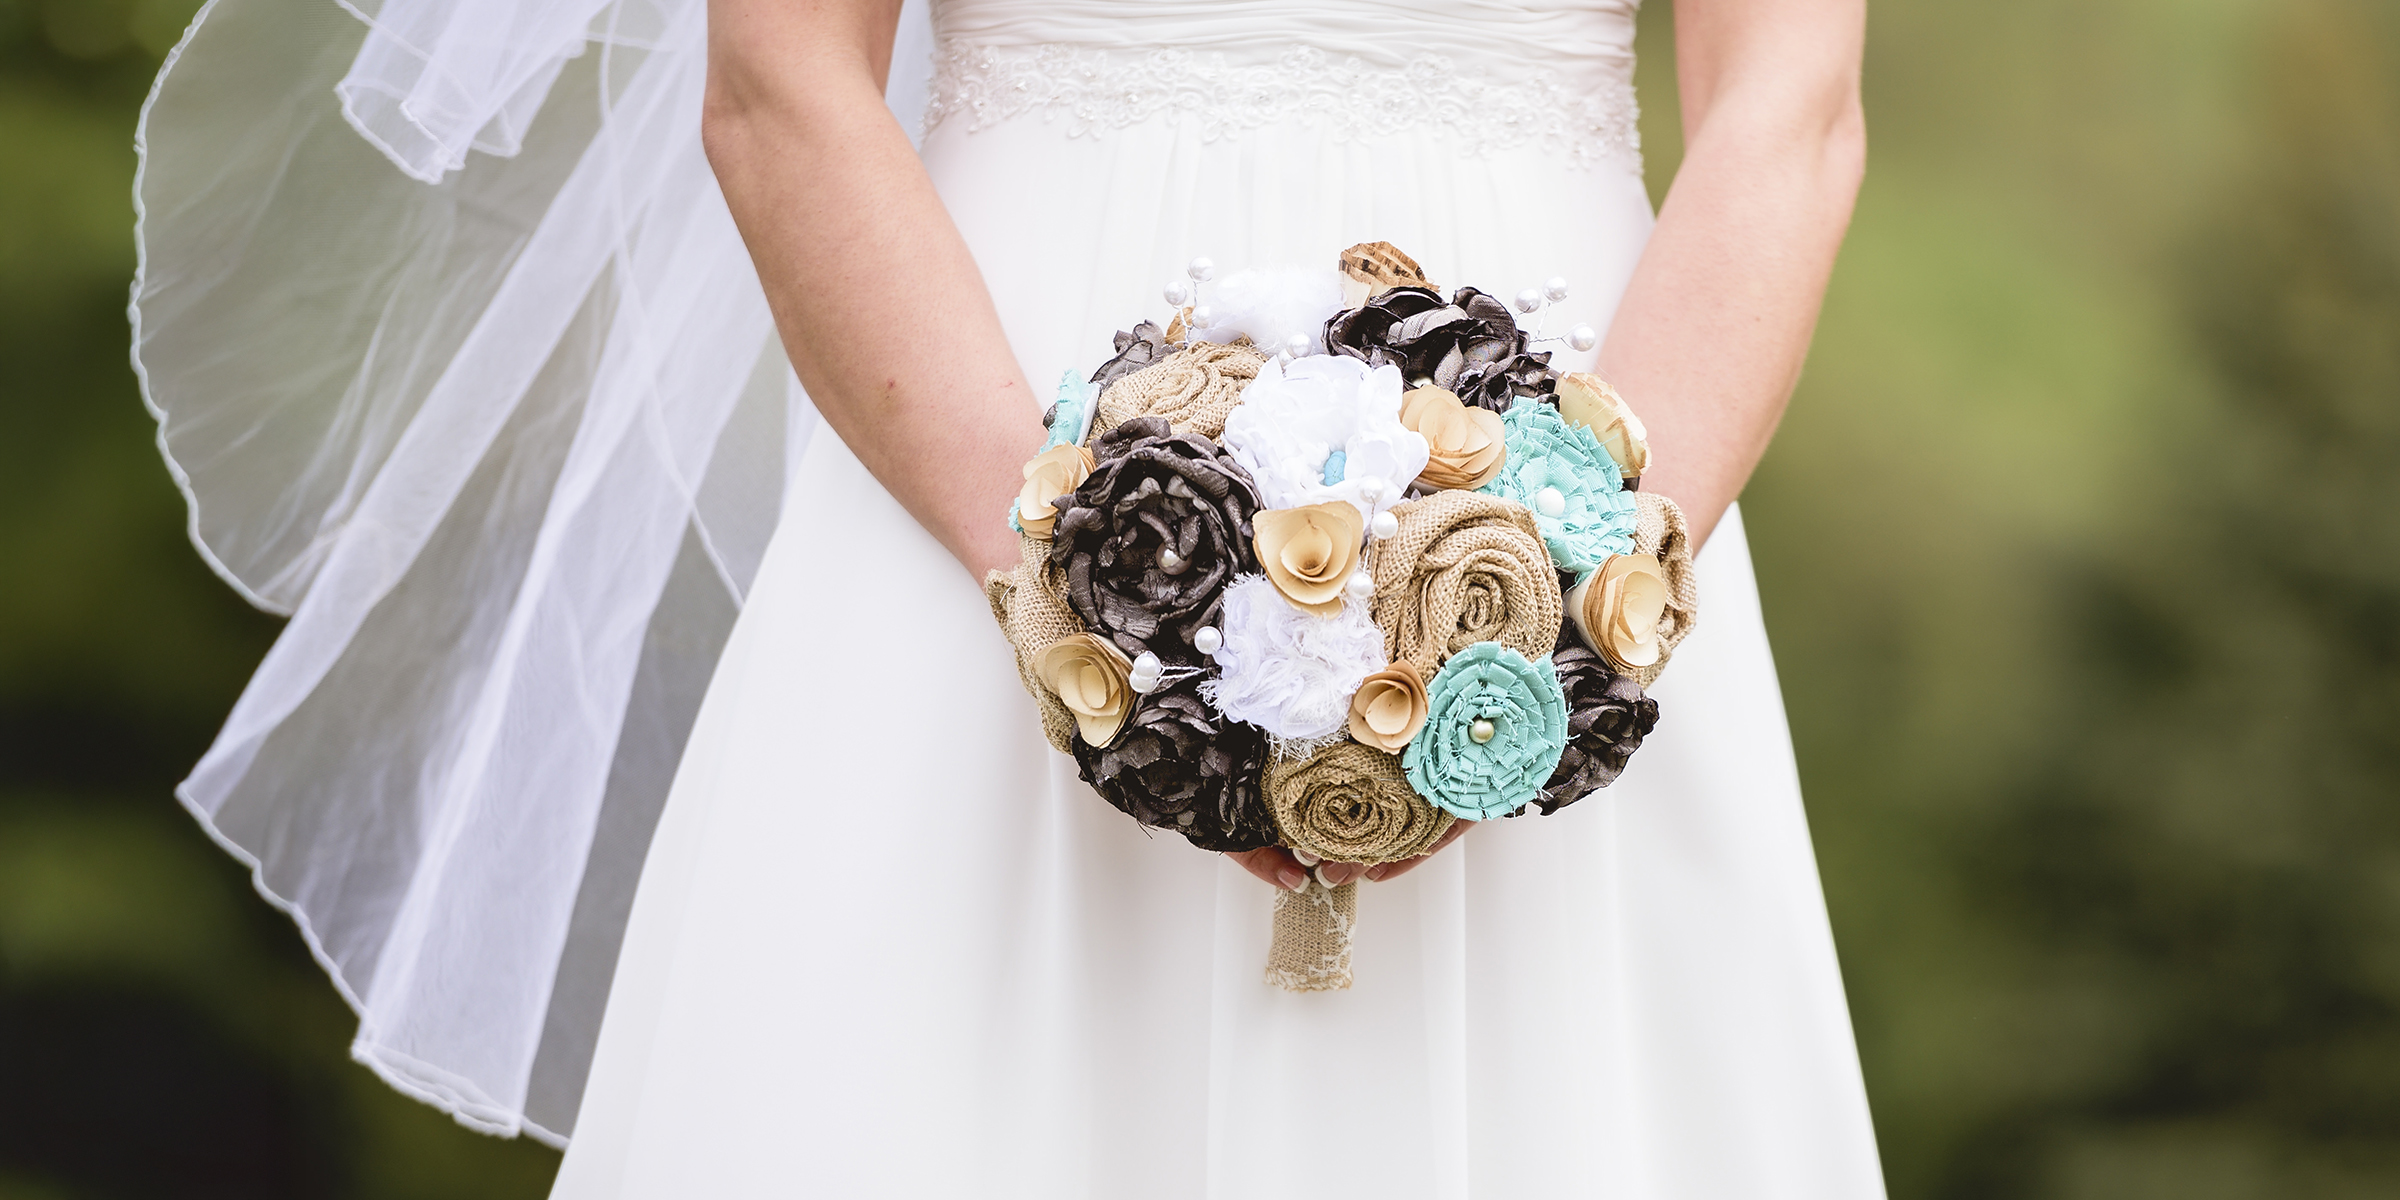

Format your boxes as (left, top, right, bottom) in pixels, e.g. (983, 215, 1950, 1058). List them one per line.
(1476, 401, 1636, 575)
(1402, 642, 1570, 820)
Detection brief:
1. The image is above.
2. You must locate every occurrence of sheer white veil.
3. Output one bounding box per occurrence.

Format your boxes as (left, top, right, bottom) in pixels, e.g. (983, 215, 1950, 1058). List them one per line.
(131, 0, 935, 1145)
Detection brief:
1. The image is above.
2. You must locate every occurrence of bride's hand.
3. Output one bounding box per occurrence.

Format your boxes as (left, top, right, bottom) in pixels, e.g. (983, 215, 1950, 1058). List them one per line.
(1227, 820, 1469, 890)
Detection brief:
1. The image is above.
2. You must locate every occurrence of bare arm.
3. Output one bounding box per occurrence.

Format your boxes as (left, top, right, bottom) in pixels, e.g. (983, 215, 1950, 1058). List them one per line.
(1598, 0, 1867, 550)
(703, 0, 1041, 581)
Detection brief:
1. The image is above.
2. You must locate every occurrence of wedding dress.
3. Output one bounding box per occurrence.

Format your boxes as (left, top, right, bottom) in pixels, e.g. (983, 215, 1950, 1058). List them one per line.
(135, 0, 1882, 1194)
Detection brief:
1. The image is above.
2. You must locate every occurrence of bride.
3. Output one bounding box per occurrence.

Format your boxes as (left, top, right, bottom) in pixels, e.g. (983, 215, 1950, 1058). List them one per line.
(134, 0, 1877, 1193)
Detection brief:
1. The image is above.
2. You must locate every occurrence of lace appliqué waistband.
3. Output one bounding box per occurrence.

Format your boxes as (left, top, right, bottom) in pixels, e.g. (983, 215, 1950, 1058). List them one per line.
(924, 42, 1642, 172)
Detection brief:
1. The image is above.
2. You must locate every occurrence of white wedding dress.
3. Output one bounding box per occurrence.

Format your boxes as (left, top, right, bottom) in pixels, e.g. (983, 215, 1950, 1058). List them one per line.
(134, 0, 1882, 1195)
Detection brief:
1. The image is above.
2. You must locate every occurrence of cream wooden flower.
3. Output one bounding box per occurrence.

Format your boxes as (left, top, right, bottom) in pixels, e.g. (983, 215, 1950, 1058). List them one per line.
(1399, 385, 1507, 490)
(1253, 501, 1365, 616)
(1034, 633, 1136, 745)
(1554, 373, 1650, 480)
(1347, 661, 1430, 751)
(1568, 553, 1669, 671)
(1015, 444, 1096, 538)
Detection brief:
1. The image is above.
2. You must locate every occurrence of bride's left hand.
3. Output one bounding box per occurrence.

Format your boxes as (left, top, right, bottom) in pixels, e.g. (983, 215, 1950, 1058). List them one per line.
(1227, 820, 1469, 890)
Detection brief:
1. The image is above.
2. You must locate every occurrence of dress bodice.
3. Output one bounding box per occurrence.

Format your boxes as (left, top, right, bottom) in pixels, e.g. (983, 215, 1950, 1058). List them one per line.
(933, 0, 1638, 67)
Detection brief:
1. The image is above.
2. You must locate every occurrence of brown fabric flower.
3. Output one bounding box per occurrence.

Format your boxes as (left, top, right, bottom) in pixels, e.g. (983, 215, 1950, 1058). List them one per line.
(1266, 740, 1454, 864)
(1323, 285, 1556, 412)
(1016, 444, 1096, 539)
(1367, 490, 1563, 675)
(1400, 385, 1508, 491)
(1347, 662, 1429, 751)
(1072, 681, 1276, 853)
(1087, 321, 1174, 397)
(1253, 502, 1366, 615)
(1034, 633, 1135, 746)
(1535, 644, 1660, 813)
(1089, 340, 1266, 441)
(1051, 416, 1262, 665)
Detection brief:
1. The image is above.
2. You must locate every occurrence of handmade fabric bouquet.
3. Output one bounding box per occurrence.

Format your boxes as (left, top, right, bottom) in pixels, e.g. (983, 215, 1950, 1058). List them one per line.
(986, 243, 1698, 990)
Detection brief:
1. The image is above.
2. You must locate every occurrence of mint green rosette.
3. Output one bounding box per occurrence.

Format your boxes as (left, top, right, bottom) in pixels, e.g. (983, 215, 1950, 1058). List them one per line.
(1477, 401, 1637, 575)
(1402, 642, 1570, 820)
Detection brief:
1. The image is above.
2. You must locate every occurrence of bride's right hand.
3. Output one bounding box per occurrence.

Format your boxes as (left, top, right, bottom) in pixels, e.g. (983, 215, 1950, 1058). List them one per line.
(1228, 820, 1469, 891)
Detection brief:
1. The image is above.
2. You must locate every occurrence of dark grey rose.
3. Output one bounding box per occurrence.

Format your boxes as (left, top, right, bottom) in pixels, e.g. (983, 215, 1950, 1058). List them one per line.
(1534, 643, 1660, 814)
(1072, 682, 1276, 853)
(1050, 416, 1262, 665)
(1324, 286, 1557, 412)
(1088, 321, 1175, 396)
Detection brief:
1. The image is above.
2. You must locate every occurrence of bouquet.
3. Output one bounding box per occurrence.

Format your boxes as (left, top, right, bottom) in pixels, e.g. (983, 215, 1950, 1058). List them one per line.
(986, 243, 1698, 990)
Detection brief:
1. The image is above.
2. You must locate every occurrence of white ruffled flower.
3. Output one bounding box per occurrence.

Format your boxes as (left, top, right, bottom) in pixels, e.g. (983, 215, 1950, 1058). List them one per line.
(1203, 574, 1388, 742)
(1195, 267, 1345, 356)
(1219, 354, 1431, 522)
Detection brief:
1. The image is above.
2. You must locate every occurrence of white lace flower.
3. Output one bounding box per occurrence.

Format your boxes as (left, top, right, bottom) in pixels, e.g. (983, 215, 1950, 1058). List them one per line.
(1194, 267, 1345, 356)
(1203, 574, 1388, 742)
(1220, 355, 1430, 521)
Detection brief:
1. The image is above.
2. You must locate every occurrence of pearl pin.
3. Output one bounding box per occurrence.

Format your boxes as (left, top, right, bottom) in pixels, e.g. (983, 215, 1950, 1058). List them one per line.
(1545, 276, 1570, 302)
(1284, 332, 1312, 358)
(1186, 256, 1216, 282)
(1193, 625, 1224, 655)
(1470, 718, 1497, 744)
(1535, 486, 1566, 518)
(1513, 288, 1544, 314)
(1163, 278, 1193, 307)
(1158, 545, 1186, 573)
(1370, 510, 1399, 540)
(1344, 571, 1375, 603)
(1567, 324, 1598, 353)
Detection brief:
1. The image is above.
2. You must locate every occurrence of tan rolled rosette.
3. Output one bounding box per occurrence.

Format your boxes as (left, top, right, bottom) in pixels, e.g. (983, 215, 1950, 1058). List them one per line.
(1267, 740, 1455, 865)
(1367, 490, 1563, 675)
(1399, 385, 1507, 490)
(1015, 444, 1095, 538)
(1089, 340, 1267, 440)
(1253, 501, 1365, 615)
(1347, 662, 1429, 751)
(1554, 373, 1651, 480)
(1567, 554, 1669, 671)
(983, 537, 1088, 752)
(1034, 633, 1137, 746)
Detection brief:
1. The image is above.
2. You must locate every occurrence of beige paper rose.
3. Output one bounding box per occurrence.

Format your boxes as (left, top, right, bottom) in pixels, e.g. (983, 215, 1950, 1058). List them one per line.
(1346, 661, 1429, 751)
(1554, 373, 1651, 480)
(1567, 553, 1669, 671)
(1253, 501, 1366, 616)
(1399, 385, 1507, 491)
(1034, 633, 1136, 746)
(1015, 444, 1096, 539)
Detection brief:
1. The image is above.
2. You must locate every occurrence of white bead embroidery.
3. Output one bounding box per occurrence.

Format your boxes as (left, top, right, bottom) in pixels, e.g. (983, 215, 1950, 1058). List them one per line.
(925, 42, 1642, 172)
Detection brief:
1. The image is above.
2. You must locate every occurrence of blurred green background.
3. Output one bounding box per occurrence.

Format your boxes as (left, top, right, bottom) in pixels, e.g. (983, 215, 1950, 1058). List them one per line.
(3, 0, 2395, 1195)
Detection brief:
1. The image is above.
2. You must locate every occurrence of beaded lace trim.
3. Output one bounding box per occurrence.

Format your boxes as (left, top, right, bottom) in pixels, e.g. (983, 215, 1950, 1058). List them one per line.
(925, 42, 1642, 172)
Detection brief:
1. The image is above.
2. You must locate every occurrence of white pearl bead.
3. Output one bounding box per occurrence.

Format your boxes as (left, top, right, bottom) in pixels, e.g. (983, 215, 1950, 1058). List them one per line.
(1469, 718, 1497, 744)
(1567, 324, 1598, 353)
(1535, 486, 1566, 518)
(1544, 277, 1570, 302)
(1344, 571, 1375, 603)
(1354, 477, 1384, 505)
(1193, 626, 1223, 655)
(1177, 811, 1196, 826)
(1284, 332, 1312, 357)
(1513, 288, 1544, 314)
(1186, 256, 1216, 282)
(1370, 510, 1399, 540)
(1190, 304, 1212, 326)
(1163, 278, 1193, 307)
(1158, 545, 1184, 571)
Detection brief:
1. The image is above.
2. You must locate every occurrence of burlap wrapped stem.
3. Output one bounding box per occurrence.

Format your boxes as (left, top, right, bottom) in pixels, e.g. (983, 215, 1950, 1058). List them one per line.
(984, 535, 1085, 753)
(1260, 740, 1454, 992)
(1368, 490, 1564, 677)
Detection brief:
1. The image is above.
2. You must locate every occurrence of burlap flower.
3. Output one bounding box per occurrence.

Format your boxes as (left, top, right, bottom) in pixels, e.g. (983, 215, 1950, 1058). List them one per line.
(1554, 373, 1650, 480)
(1033, 633, 1135, 746)
(1073, 681, 1277, 853)
(1254, 502, 1365, 615)
(1052, 416, 1262, 665)
(1347, 662, 1429, 751)
(1566, 553, 1669, 672)
(1267, 740, 1455, 864)
(1367, 490, 1563, 675)
(1402, 643, 1569, 820)
(1015, 444, 1096, 539)
(1323, 285, 1555, 411)
(1089, 340, 1266, 440)
(1088, 321, 1174, 396)
(1627, 491, 1699, 689)
(1399, 385, 1507, 491)
(1477, 401, 1638, 575)
(1535, 644, 1659, 814)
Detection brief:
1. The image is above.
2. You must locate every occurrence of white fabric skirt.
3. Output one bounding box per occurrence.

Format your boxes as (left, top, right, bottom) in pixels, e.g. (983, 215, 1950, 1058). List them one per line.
(551, 85, 1884, 1200)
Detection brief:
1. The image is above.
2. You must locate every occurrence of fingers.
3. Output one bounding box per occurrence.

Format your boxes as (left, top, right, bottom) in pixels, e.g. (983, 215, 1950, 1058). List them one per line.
(1227, 846, 1310, 892)
(1317, 860, 1371, 887)
(1363, 821, 1471, 882)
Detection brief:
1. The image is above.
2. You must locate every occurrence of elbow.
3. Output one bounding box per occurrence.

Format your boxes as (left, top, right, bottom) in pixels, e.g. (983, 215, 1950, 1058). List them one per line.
(1823, 84, 1867, 204)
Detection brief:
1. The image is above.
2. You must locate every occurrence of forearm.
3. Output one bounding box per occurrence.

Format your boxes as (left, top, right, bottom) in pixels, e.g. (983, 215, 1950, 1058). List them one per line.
(703, 0, 1042, 580)
(1597, 0, 1866, 549)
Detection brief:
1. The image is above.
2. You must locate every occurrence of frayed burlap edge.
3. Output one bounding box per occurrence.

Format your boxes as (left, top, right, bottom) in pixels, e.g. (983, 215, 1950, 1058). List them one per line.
(1265, 878, 1358, 991)
(1368, 490, 1564, 677)
(983, 535, 1082, 752)
(1630, 491, 1698, 690)
(1089, 340, 1266, 441)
